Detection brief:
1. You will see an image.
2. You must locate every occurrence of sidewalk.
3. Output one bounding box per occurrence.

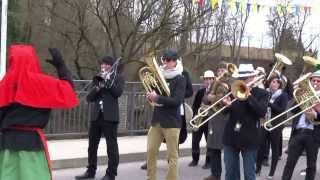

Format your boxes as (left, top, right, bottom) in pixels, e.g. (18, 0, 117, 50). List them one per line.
(49, 127, 292, 169)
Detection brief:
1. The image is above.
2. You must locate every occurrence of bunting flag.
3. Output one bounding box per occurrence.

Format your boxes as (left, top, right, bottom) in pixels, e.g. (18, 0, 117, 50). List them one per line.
(191, 0, 316, 17)
(211, 0, 218, 9)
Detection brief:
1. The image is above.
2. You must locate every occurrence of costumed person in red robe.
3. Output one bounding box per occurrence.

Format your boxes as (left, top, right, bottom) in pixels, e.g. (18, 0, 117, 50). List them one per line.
(0, 44, 79, 180)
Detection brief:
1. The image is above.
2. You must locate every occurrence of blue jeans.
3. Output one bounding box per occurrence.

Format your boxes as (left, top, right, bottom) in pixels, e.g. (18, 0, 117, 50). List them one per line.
(224, 145, 257, 180)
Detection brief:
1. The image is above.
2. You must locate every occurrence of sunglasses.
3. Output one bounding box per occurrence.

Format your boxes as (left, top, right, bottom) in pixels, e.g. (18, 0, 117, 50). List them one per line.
(312, 79, 320, 83)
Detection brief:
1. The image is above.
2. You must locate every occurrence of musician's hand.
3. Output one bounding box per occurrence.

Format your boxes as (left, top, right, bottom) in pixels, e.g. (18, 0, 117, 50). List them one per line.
(305, 109, 317, 121)
(147, 91, 158, 102)
(313, 103, 320, 113)
(222, 96, 231, 107)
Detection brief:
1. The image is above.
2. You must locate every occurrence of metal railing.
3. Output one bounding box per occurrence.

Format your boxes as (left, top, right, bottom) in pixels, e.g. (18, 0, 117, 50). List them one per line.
(44, 81, 201, 139)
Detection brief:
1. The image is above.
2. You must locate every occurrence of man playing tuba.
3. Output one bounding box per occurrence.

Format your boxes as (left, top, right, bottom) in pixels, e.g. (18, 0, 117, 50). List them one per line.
(145, 49, 186, 180)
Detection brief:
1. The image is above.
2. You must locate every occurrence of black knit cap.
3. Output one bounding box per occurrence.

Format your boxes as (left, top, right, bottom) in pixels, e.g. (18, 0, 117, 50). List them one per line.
(162, 49, 179, 61)
(100, 56, 116, 65)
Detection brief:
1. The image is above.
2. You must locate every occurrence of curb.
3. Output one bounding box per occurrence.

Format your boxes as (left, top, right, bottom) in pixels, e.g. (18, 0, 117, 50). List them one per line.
(52, 147, 207, 170)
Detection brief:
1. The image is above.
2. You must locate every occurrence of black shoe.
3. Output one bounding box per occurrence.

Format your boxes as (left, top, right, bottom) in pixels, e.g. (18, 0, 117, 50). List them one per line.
(101, 174, 115, 180)
(188, 160, 198, 167)
(202, 163, 210, 169)
(140, 162, 147, 170)
(75, 171, 95, 179)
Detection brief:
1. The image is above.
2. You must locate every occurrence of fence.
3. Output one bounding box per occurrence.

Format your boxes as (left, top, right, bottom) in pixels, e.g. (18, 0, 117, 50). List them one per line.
(44, 81, 201, 139)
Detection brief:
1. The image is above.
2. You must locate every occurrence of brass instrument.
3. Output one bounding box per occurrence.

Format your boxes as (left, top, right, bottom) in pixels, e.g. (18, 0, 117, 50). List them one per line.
(184, 103, 194, 123)
(301, 56, 320, 75)
(190, 74, 265, 129)
(91, 57, 121, 89)
(263, 73, 320, 131)
(139, 56, 170, 106)
(266, 53, 292, 81)
(189, 63, 237, 130)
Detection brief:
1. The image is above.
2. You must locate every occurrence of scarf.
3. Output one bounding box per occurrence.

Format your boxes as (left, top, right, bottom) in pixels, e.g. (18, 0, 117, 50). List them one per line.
(267, 88, 282, 103)
(160, 60, 183, 79)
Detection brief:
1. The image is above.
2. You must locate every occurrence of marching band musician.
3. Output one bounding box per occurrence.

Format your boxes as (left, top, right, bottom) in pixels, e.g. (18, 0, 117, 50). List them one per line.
(221, 64, 269, 180)
(140, 50, 193, 170)
(256, 75, 289, 178)
(203, 63, 230, 180)
(146, 49, 186, 180)
(75, 56, 125, 180)
(282, 70, 320, 180)
(188, 70, 215, 169)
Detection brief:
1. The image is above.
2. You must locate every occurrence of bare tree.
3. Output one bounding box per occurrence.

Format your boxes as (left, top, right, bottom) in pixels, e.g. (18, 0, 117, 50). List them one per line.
(224, 5, 250, 65)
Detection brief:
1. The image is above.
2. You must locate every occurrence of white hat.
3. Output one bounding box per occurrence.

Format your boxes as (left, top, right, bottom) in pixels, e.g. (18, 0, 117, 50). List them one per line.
(256, 66, 266, 75)
(233, 64, 258, 78)
(311, 70, 320, 78)
(200, 70, 215, 79)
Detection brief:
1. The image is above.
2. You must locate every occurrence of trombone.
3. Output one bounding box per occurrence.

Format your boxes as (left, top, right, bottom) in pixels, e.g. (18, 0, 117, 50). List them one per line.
(263, 73, 320, 131)
(189, 63, 237, 130)
(190, 74, 265, 129)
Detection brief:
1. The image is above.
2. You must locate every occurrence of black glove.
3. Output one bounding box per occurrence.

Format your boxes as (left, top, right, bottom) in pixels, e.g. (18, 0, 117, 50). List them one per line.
(46, 48, 65, 68)
(46, 48, 74, 87)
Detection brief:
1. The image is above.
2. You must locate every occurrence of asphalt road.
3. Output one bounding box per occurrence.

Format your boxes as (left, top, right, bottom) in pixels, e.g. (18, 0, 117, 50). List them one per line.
(53, 154, 320, 180)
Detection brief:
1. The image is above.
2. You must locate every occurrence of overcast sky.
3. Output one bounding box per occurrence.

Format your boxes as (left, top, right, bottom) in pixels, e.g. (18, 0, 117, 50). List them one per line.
(243, 0, 320, 52)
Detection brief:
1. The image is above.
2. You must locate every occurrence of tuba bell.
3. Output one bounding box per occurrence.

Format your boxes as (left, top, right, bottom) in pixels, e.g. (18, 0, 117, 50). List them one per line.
(301, 56, 320, 75)
(139, 56, 170, 106)
(267, 53, 292, 81)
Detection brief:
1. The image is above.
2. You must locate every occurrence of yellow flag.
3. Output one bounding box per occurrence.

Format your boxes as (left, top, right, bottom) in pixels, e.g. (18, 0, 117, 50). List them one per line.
(192, 0, 199, 5)
(211, 0, 218, 9)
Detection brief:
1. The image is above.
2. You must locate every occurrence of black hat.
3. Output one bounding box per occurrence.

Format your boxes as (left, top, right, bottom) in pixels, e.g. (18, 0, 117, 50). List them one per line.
(100, 56, 116, 65)
(162, 49, 178, 61)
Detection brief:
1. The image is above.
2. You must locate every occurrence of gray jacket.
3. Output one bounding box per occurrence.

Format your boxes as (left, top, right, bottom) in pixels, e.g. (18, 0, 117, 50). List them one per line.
(207, 112, 228, 149)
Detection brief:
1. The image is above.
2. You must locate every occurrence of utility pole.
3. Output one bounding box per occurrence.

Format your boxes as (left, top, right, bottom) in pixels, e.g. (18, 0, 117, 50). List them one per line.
(0, 0, 8, 80)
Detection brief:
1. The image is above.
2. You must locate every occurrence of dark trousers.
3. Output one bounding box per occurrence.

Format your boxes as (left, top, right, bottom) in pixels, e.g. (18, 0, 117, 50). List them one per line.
(208, 148, 222, 177)
(257, 128, 282, 176)
(282, 129, 318, 180)
(191, 121, 209, 163)
(87, 112, 119, 177)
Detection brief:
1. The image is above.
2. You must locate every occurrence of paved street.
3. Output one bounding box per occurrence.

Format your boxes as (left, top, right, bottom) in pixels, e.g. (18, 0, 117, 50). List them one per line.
(53, 154, 320, 180)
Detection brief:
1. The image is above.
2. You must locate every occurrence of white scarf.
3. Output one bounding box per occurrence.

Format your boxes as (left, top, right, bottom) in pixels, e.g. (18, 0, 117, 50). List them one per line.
(160, 60, 183, 79)
(267, 88, 282, 103)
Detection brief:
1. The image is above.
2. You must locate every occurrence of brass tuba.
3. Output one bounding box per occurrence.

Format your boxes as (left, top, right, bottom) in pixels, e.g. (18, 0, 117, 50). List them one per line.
(189, 63, 237, 130)
(301, 56, 320, 75)
(263, 73, 320, 131)
(139, 56, 170, 106)
(266, 53, 292, 81)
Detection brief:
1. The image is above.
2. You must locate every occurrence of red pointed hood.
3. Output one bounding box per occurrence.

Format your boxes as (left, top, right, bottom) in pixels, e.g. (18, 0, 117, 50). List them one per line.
(0, 44, 79, 108)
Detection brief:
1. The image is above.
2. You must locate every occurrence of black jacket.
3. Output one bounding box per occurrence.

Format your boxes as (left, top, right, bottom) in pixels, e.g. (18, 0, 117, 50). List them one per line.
(269, 92, 288, 127)
(179, 70, 193, 144)
(151, 75, 186, 128)
(182, 71, 193, 99)
(87, 74, 125, 122)
(0, 104, 50, 150)
(192, 88, 206, 116)
(223, 87, 269, 149)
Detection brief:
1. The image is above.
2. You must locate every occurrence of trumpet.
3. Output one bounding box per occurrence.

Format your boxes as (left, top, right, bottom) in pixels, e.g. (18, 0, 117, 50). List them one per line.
(190, 74, 265, 129)
(263, 73, 320, 131)
(189, 63, 237, 130)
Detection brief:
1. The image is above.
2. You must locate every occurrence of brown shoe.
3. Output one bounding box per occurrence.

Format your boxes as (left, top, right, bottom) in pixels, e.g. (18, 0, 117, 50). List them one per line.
(203, 175, 220, 180)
